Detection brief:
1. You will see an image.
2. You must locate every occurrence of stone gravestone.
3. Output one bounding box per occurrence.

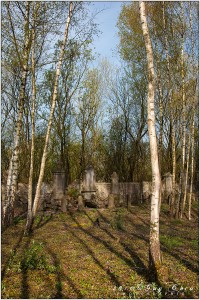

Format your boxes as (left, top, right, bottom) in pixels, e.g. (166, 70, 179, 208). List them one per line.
(53, 165, 66, 212)
(82, 166, 97, 207)
(108, 172, 119, 208)
(78, 195, 84, 211)
(111, 172, 119, 194)
(162, 173, 173, 201)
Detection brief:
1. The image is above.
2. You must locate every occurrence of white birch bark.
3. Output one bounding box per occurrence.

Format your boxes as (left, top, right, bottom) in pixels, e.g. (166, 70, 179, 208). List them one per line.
(177, 2, 186, 218)
(139, 1, 161, 275)
(188, 2, 196, 221)
(25, 2, 39, 234)
(181, 134, 190, 216)
(30, 2, 73, 227)
(3, 2, 31, 227)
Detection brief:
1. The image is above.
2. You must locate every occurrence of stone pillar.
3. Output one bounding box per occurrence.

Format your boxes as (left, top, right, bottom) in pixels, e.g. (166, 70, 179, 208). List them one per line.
(53, 170, 66, 209)
(163, 173, 173, 195)
(127, 194, 132, 209)
(82, 166, 96, 192)
(111, 172, 119, 194)
(61, 198, 67, 212)
(78, 195, 84, 211)
(142, 181, 152, 201)
(108, 194, 115, 209)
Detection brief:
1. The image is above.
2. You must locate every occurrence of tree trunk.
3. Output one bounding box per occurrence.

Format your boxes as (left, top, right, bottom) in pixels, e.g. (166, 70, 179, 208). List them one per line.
(181, 134, 190, 217)
(139, 1, 161, 280)
(162, 2, 176, 217)
(188, 3, 196, 221)
(25, 2, 39, 234)
(27, 2, 73, 232)
(177, 3, 186, 219)
(3, 2, 31, 227)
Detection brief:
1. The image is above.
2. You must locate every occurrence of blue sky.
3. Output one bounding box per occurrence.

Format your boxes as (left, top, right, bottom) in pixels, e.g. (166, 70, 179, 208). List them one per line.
(89, 2, 124, 67)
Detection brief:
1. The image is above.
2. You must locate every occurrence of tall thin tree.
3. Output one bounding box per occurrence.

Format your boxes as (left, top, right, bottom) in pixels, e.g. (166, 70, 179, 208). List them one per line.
(3, 2, 31, 227)
(139, 1, 162, 280)
(25, 2, 73, 233)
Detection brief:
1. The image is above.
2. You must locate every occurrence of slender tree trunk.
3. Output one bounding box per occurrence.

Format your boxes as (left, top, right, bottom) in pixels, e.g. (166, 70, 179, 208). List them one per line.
(177, 2, 186, 219)
(181, 134, 190, 217)
(25, 2, 39, 234)
(188, 2, 196, 221)
(3, 2, 31, 227)
(27, 2, 73, 232)
(162, 2, 176, 217)
(188, 117, 195, 220)
(139, 1, 161, 280)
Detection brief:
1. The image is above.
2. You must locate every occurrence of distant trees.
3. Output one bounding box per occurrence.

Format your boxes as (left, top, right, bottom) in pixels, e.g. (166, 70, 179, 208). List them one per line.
(1, 1, 98, 229)
(117, 1, 199, 218)
(1, 0, 198, 230)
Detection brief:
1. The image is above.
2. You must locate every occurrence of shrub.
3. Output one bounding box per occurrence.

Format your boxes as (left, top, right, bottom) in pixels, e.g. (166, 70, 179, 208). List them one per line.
(20, 241, 56, 273)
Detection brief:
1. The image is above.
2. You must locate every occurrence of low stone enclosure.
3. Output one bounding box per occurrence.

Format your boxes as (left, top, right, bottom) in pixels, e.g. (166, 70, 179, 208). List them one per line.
(9, 166, 175, 216)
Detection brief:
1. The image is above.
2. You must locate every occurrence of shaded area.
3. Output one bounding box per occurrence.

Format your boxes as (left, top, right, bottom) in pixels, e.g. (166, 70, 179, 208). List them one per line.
(1, 229, 24, 280)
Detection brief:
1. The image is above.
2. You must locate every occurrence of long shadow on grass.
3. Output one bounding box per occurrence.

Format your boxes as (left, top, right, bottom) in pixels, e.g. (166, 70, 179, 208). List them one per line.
(85, 210, 117, 240)
(45, 244, 84, 299)
(34, 214, 53, 230)
(64, 223, 125, 293)
(69, 213, 150, 283)
(127, 212, 199, 275)
(1, 229, 24, 280)
(20, 236, 32, 299)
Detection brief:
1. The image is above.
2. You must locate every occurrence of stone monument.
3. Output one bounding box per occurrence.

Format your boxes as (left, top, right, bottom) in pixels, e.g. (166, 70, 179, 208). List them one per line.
(81, 166, 97, 206)
(53, 162, 67, 211)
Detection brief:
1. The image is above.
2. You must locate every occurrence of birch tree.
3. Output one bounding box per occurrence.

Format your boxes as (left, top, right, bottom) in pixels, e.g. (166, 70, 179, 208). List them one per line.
(162, 1, 177, 217)
(25, 2, 73, 233)
(3, 2, 32, 227)
(25, 2, 39, 235)
(139, 1, 162, 279)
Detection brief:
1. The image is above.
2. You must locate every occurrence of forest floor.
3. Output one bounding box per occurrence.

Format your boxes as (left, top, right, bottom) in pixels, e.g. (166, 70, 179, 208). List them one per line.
(1, 201, 199, 299)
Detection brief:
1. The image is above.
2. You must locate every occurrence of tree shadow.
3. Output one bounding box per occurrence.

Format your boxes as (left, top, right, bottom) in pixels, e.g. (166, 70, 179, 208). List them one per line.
(45, 244, 84, 299)
(20, 236, 32, 299)
(126, 210, 199, 275)
(64, 223, 125, 292)
(1, 229, 24, 280)
(84, 209, 117, 240)
(34, 214, 53, 230)
(69, 213, 151, 283)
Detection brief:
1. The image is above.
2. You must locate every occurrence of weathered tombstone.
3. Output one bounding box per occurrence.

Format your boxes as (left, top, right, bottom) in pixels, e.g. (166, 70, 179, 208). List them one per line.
(127, 194, 132, 209)
(81, 166, 97, 206)
(108, 194, 115, 209)
(142, 181, 151, 201)
(78, 195, 84, 211)
(111, 172, 119, 194)
(53, 165, 66, 211)
(61, 198, 67, 212)
(82, 166, 96, 192)
(163, 173, 173, 195)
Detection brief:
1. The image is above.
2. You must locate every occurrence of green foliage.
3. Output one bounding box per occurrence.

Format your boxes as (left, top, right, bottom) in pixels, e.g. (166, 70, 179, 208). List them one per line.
(189, 239, 198, 250)
(20, 241, 56, 273)
(13, 216, 24, 225)
(160, 235, 184, 249)
(111, 208, 125, 230)
(67, 187, 80, 199)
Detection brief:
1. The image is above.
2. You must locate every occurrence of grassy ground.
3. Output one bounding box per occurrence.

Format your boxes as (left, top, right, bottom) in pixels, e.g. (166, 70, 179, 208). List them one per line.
(2, 201, 199, 299)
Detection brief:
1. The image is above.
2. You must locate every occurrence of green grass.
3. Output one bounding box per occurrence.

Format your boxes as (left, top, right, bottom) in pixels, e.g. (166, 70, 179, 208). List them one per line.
(2, 204, 199, 299)
(160, 234, 185, 249)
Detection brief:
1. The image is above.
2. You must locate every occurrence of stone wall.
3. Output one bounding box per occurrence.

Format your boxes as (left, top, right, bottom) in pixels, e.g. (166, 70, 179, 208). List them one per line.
(1, 168, 176, 216)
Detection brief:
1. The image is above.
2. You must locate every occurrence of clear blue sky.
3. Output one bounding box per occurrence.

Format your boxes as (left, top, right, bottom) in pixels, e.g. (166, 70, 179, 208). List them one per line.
(89, 2, 124, 67)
